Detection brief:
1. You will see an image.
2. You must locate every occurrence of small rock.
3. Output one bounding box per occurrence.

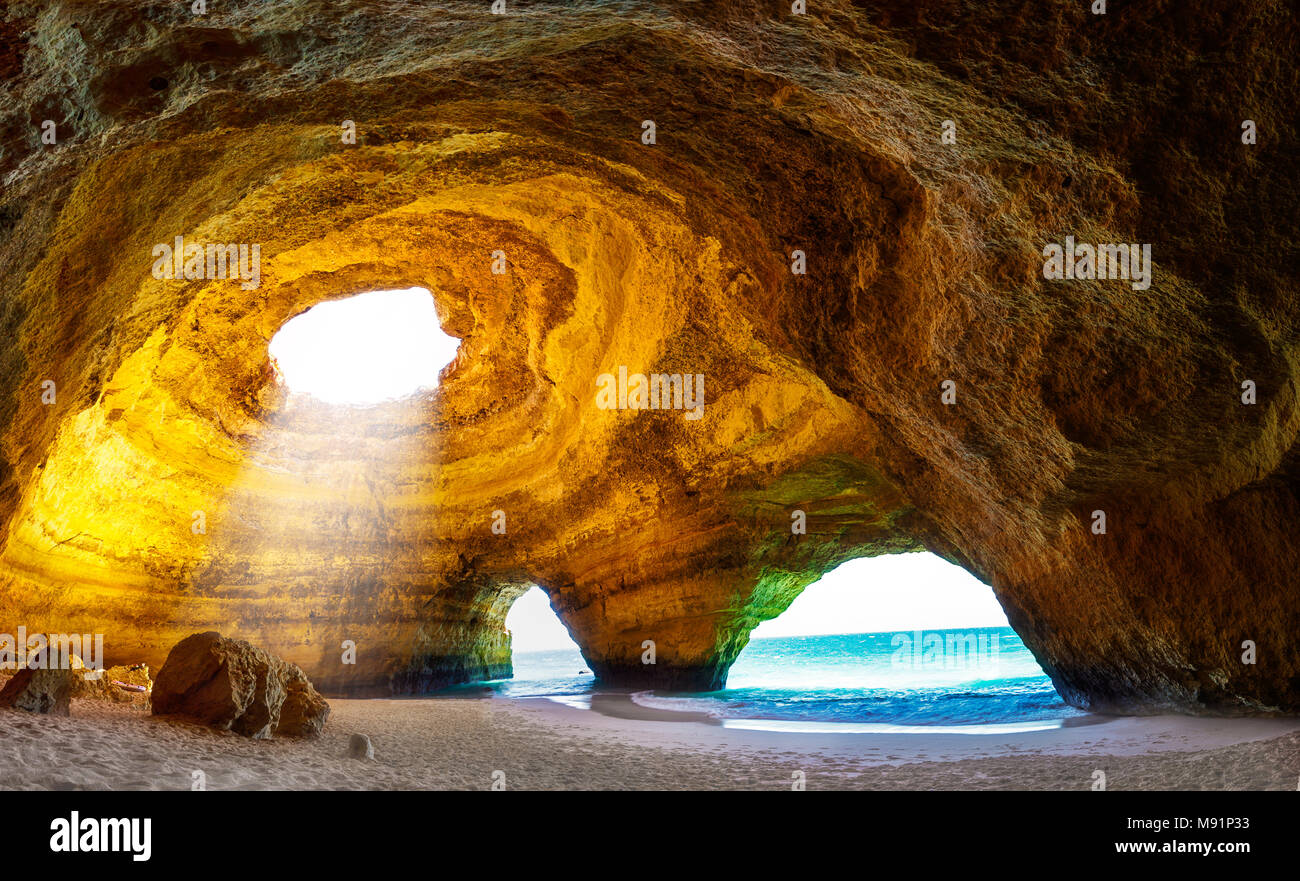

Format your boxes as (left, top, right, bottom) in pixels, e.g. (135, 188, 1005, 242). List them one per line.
(73, 663, 152, 705)
(347, 733, 374, 760)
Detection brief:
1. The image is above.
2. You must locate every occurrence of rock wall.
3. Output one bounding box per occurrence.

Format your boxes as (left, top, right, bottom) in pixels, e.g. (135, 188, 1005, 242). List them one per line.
(0, 0, 1296, 712)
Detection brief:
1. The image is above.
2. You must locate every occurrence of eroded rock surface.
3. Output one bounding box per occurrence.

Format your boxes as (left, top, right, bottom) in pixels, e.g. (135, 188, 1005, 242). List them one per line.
(0, 657, 76, 715)
(73, 663, 152, 705)
(0, 1, 1296, 713)
(347, 733, 374, 761)
(151, 631, 329, 738)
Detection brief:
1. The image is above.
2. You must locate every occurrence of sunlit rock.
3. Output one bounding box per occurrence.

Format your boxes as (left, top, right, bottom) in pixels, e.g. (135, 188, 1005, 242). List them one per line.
(0, 1, 1296, 715)
(73, 663, 152, 706)
(151, 632, 329, 738)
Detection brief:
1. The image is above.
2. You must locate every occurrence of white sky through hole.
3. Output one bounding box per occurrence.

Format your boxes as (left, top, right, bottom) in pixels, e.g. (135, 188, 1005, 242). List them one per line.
(506, 553, 1009, 654)
(269, 287, 459, 405)
(750, 553, 1008, 637)
(506, 588, 579, 653)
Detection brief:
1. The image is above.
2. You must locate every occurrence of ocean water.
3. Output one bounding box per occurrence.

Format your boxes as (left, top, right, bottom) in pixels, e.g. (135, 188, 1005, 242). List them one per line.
(466, 626, 1087, 727)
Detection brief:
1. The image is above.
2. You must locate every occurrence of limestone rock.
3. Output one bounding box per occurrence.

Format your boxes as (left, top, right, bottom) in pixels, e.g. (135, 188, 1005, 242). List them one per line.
(73, 664, 152, 705)
(0, 661, 76, 715)
(278, 666, 331, 738)
(0, 1, 1297, 715)
(347, 733, 374, 760)
(151, 632, 328, 738)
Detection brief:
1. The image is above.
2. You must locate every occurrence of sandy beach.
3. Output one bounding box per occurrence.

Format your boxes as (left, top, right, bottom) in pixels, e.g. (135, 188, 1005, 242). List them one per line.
(2, 694, 1297, 791)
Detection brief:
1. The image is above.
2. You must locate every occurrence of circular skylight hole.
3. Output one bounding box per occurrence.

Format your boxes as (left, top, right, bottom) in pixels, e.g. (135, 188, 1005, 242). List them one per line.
(268, 287, 459, 406)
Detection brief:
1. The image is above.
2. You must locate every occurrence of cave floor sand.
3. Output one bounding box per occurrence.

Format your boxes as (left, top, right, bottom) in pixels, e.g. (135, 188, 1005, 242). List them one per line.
(1, 697, 1296, 791)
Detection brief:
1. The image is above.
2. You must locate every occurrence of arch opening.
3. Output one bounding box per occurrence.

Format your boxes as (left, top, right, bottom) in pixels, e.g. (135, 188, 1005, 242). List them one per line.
(643, 553, 1087, 730)
(488, 586, 592, 696)
(268, 287, 460, 406)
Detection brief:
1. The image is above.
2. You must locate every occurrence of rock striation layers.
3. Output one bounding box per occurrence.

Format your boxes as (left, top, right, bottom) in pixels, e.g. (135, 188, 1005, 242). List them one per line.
(0, 1, 1296, 713)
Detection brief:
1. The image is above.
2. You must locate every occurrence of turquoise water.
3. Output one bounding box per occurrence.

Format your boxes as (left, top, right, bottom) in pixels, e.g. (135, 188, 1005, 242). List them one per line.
(473, 626, 1085, 726)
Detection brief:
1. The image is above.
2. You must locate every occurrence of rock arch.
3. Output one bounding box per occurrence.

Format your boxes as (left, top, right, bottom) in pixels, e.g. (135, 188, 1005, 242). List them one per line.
(1, 1, 1296, 713)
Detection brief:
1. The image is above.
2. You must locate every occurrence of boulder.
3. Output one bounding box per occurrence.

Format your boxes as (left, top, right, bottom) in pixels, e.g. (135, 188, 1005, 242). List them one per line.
(151, 632, 329, 738)
(0, 654, 77, 715)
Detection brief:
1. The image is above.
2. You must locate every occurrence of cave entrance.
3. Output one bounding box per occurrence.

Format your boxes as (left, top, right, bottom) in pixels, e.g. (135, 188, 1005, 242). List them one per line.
(499, 586, 593, 695)
(695, 552, 1081, 729)
(268, 287, 459, 405)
